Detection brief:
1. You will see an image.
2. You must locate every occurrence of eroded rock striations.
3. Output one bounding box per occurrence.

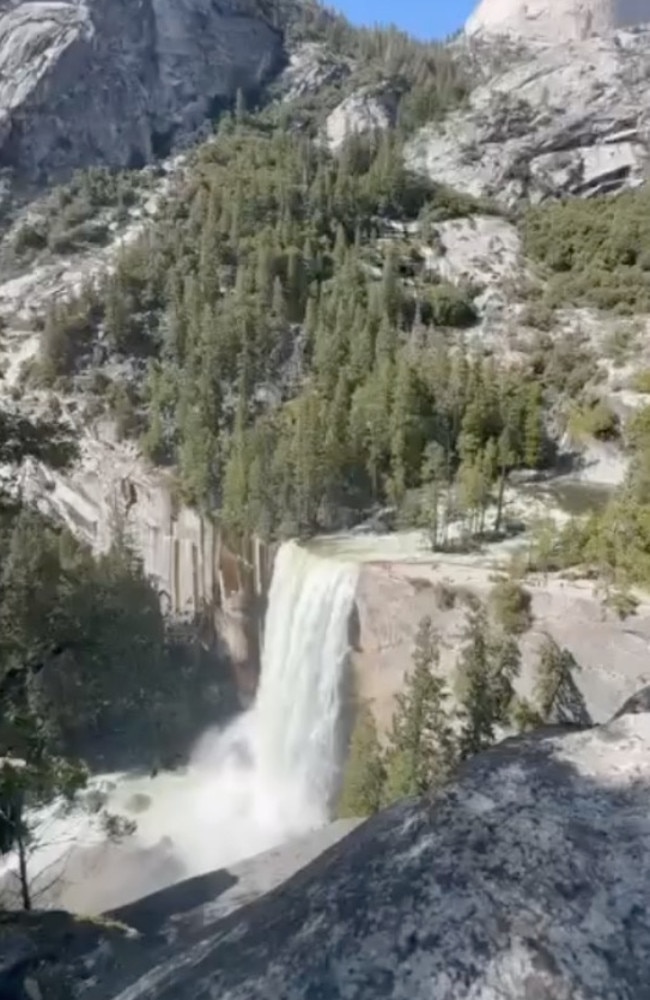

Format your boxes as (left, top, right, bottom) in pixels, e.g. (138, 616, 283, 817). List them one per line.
(4, 696, 649, 999)
(0, 0, 287, 190)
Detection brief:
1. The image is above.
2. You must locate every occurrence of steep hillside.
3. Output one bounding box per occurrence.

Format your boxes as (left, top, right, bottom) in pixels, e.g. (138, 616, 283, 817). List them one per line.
(5, 1, 650, 594)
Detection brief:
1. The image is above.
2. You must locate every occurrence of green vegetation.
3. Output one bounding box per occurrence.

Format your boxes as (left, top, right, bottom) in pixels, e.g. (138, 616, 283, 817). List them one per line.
(522, 186, 650, 312)
(488, 577, 533, 635)
(13, 167, 148, 260)
(565, 398, 619, 444)
(35, 123, 547, 542)
(520, 395, 650, 591)
(338, 606, 584, 818)
(338, 704, 385, 818)
(631, 369, 650, 394)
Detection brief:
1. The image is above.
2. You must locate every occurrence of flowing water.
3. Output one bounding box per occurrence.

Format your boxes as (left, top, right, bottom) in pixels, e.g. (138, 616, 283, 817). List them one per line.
(0, 541, 359, 912)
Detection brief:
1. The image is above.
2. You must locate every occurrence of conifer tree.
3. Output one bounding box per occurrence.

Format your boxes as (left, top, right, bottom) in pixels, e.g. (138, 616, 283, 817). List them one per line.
(383, 616, 457, 804)
(456, 605, 521, 759)
(337, 704, 385, 818)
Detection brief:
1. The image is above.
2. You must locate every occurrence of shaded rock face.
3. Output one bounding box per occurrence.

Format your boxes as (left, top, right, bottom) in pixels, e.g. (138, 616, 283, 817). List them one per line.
(32, 704, 646, 999)
(407, 29, 650, 205)
(465, 0, 650, 41)
(0, 0, 286, 188)
(17, 429, 273, 703)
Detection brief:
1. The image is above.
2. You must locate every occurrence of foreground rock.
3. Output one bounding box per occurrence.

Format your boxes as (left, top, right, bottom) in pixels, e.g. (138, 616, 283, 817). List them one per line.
(4, 697, 646, 999)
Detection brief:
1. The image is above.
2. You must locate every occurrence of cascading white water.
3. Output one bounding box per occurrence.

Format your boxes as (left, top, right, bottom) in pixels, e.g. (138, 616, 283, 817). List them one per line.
(0, 540, 359, 912)
(253, 540, 360, 822)
(187, 539, 359, 858)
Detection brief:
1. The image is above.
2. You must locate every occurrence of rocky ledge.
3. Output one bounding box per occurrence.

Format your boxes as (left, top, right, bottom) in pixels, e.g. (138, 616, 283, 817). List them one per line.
(3, 694, 649, 999)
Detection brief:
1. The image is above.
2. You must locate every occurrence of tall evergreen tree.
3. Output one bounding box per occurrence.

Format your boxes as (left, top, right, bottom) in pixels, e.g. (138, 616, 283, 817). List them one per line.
(383, 617, 457, 804)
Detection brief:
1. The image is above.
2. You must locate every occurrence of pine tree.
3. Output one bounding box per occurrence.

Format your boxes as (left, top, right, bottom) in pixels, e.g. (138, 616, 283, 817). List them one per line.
(383, 616, 457, 804)
(456, 604, 520, 759)
(534, 635, 581, 723)
(337, 704, 385, 818)
(523, 383, 544, 468)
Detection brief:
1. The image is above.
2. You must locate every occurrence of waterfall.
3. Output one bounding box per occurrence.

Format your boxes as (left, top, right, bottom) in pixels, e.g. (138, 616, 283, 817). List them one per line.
(254, 540, 360, 822)
(0, 540, 360, 912)
(187, 539, 360, 857)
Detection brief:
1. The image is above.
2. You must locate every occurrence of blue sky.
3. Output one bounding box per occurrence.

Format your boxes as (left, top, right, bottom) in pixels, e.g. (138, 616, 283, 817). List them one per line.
(333, 0, 476, 39)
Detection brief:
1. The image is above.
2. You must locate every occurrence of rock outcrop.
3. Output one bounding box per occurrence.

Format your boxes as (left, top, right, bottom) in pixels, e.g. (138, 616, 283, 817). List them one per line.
(465, 0, 650, 41)
(325, 86, 399, 151)
(0, 0, 287, 190)
(5, 696, 649, 999)
(354, 555, 650, 733)
(407, 29, 650, 205)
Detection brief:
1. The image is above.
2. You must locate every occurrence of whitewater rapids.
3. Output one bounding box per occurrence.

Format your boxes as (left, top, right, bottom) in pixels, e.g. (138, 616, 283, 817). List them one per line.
(0, 541, 359, 912)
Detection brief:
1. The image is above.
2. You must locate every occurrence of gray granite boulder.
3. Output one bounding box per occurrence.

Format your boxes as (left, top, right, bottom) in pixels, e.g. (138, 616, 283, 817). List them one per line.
(73, 702, 650, 999)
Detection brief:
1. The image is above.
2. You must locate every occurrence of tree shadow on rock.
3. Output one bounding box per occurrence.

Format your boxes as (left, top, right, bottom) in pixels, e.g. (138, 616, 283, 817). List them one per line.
(554, 661, 593, 728)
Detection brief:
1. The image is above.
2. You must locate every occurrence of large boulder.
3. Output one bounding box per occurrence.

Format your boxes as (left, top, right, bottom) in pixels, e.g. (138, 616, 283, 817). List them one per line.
(0, 0, 287, 189)
(73, 701, 649, 998)
(2, 699, 650, 998)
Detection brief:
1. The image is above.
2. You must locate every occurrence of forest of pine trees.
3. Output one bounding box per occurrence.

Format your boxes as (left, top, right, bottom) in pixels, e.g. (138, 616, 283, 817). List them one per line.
(38, 124, 548, 543)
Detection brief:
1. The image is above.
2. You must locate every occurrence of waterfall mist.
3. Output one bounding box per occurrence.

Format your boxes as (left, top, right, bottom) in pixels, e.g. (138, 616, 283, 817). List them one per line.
(0, 541, 359, 913)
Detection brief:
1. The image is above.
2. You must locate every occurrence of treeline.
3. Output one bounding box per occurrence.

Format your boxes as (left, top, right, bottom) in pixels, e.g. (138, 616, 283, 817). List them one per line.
(284, 1, 469, 131)
(339, 600, 586, 817)
(37, 126, 549, 541)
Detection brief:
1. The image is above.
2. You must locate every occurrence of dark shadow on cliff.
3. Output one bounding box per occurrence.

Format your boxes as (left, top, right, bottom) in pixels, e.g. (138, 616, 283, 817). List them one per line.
(76, 704, 650, 1000)
(554, 657, 593, 728)
(107, 867, 238, 938)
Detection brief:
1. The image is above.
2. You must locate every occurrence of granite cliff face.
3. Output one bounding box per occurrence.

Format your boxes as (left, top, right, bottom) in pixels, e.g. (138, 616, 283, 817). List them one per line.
(465, 0, 650, 41)
(353, 555, 650, 733)
(3, 696, 649, 999)
(407, 28, 650, 205)
(0, 0, 286, 191)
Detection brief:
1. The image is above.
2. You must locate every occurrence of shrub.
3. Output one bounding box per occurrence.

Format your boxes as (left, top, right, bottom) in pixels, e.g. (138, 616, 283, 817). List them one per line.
(566, 400, 619, 443)
(489, 577, 533, 635)
(425, 281, 477, 328)
(631, 369, 650, 394)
